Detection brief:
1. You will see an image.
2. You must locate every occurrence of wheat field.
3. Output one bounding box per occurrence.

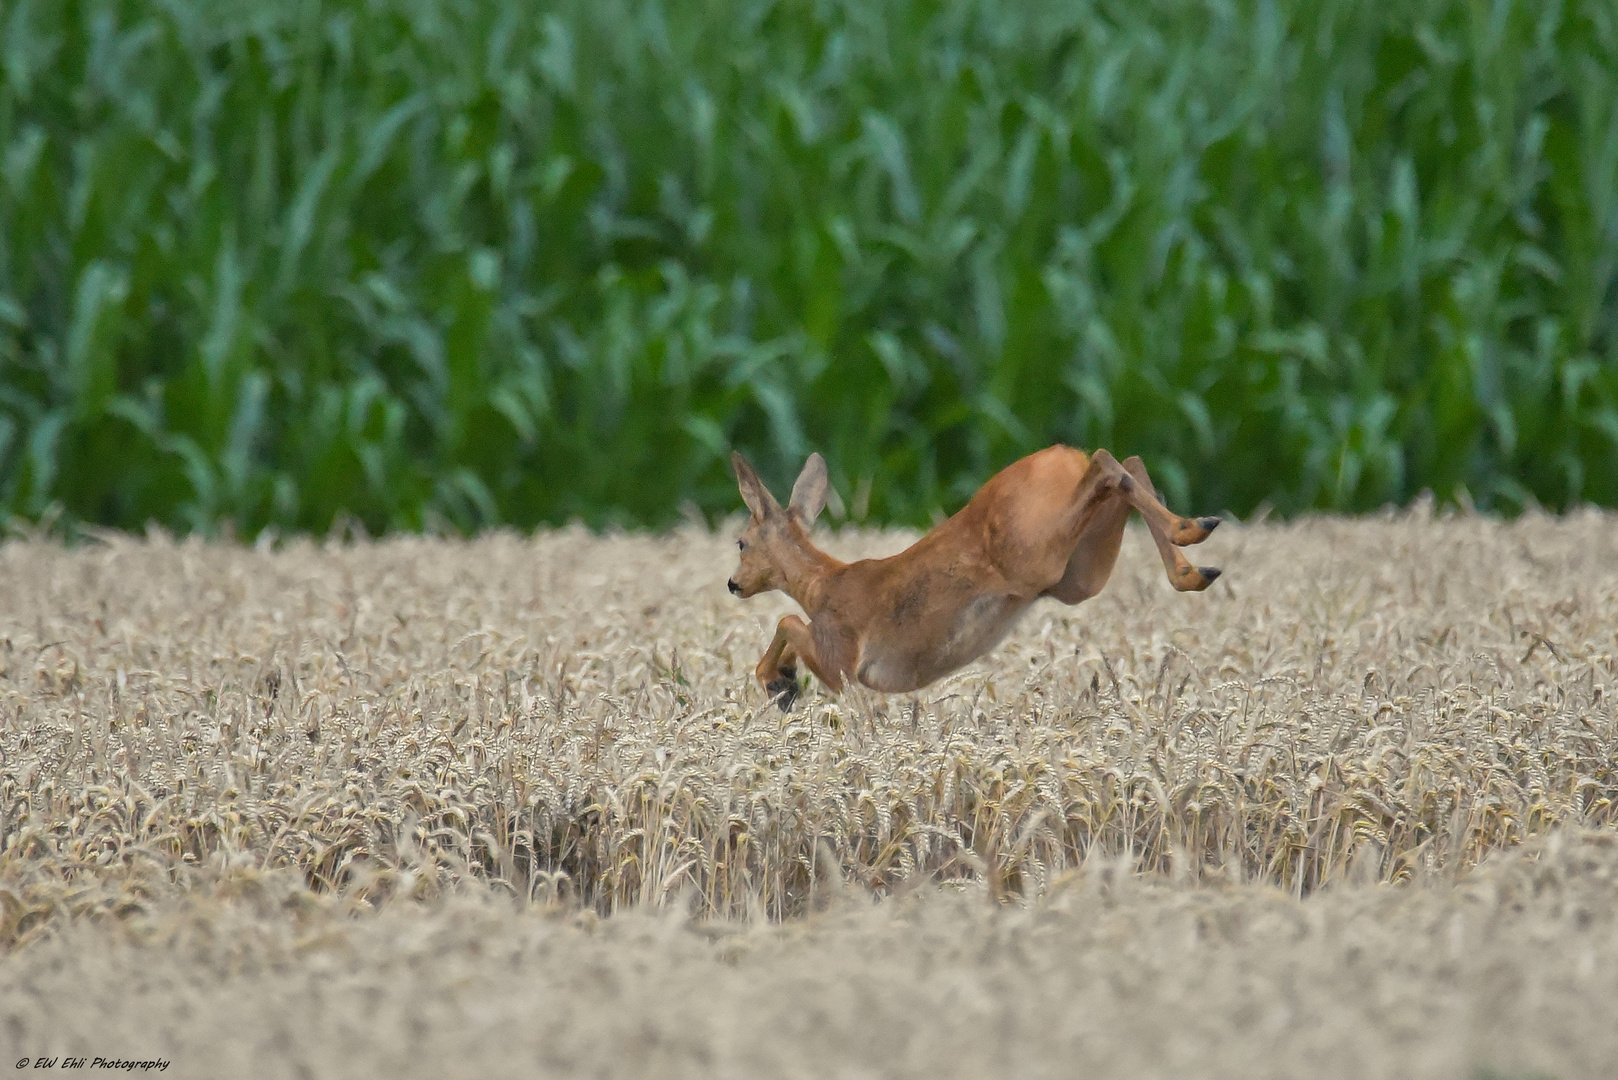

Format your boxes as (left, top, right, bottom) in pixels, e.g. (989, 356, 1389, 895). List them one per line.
(2, 512, 1617, 1077)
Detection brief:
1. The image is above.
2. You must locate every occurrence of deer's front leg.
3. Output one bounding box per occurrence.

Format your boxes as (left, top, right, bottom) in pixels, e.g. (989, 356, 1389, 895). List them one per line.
(754, 618, 801, 709)
(755, 615, 842, 711)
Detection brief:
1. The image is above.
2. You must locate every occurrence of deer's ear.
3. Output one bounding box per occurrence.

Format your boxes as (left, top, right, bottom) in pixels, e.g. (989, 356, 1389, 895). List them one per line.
(732, 452, 778, 520)
(788, 452, 829, 526)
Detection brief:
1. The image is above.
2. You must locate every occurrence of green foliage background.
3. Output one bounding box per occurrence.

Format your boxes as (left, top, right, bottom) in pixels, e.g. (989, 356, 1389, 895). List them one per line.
(1, 0, 1615, 534)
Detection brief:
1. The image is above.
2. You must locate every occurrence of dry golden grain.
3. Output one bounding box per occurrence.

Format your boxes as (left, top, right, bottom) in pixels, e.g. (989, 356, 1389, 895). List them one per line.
(0, 512, 1614, 941)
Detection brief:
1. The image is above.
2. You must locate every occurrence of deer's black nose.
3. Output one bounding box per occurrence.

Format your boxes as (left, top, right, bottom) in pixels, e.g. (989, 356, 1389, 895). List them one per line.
(727, 579, 741, 595)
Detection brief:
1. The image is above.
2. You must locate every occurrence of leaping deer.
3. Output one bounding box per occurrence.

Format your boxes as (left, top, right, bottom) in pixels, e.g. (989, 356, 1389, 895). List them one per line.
(727, 446, 1222, 710)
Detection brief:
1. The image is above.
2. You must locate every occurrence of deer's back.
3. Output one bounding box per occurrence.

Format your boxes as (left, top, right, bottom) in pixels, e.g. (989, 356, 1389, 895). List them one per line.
(824, 446, 1093, 690)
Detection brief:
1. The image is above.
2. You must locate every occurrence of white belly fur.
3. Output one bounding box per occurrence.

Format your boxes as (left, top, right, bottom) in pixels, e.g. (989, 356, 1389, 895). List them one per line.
(858, 592, 1030, 692)
(940, 592, 1028, 670)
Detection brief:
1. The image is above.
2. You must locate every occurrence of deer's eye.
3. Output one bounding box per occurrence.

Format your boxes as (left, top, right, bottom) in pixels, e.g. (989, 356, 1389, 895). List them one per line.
(737, 539, 746, 551)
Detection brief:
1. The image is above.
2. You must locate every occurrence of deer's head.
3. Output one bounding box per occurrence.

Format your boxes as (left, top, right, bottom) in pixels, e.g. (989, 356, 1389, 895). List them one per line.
(728, 452, 828, 599)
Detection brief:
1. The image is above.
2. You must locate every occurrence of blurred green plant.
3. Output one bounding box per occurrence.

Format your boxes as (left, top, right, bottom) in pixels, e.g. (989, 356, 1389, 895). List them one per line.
(0, 0, 1615, 534)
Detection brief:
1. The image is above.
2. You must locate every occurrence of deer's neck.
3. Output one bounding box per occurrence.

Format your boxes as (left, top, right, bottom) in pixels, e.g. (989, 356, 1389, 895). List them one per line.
(778, 537, 843, 613)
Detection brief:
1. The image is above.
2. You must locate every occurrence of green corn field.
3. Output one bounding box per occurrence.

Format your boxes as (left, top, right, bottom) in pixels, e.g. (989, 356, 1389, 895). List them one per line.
(1, 0, 1615, 534)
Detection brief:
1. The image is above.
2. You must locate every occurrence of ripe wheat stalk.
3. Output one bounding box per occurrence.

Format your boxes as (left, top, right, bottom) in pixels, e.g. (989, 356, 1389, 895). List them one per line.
(1, 510, 1614, 945)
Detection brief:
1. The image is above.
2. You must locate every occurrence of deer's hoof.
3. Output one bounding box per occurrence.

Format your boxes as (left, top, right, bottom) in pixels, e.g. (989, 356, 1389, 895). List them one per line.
(767, 678, 799, 712)
(1176, 564, 1223, 591)
(766, 670, 800, 712)
(1175, 516, 1222, 545)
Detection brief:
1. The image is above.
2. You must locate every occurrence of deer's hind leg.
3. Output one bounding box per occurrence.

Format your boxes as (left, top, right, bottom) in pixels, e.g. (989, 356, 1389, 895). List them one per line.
(1117, 456, 1222, 592)
(1116, 457, 1221, 548)
(1043, 482, 1131, 604)
(1045, 454, 1221, 601)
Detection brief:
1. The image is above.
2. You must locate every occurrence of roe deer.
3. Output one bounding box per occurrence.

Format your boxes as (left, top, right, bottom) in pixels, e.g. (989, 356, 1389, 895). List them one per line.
(727, 446, 1222, 710)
